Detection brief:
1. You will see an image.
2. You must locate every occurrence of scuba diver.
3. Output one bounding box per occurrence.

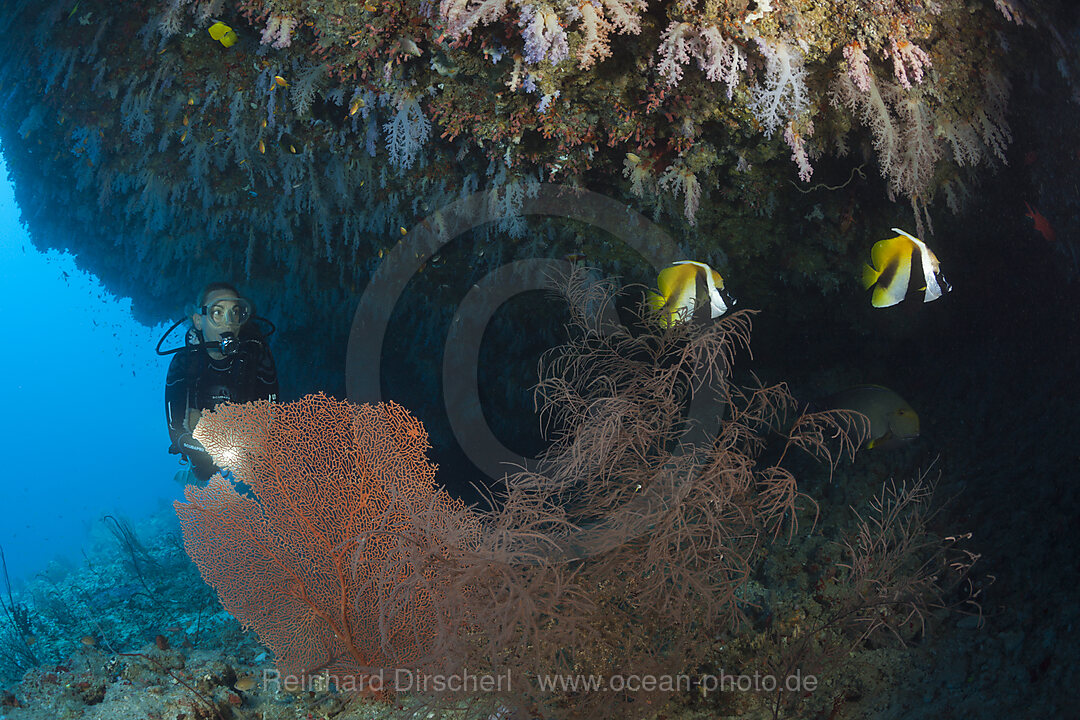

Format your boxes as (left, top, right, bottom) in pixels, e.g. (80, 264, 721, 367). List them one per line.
(159, 282, 278, 483)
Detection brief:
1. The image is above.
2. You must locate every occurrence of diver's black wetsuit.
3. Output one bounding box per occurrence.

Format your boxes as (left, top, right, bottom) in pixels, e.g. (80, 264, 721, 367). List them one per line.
(165, 329, 278, 481)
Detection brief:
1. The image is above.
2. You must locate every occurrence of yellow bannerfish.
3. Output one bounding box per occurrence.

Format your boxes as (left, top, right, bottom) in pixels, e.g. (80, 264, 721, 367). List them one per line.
(208, 21, 238, 48)
(825, 384, 919, 449)
(647, 260, 735, 327)
(862, 228, 951, 308)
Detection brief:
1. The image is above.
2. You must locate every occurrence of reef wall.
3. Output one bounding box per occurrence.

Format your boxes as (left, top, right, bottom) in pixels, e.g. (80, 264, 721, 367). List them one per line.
(0, 0, 1073, 398)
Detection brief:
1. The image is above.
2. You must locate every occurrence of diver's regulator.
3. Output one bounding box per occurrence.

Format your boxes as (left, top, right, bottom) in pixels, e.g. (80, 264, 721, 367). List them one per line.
(218, 331, 239, 356)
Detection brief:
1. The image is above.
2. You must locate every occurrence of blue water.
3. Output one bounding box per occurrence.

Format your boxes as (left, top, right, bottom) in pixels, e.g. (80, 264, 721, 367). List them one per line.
(0, 159, 180, 585)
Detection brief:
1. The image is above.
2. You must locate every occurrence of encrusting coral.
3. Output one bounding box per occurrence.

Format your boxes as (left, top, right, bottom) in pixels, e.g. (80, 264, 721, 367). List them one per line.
(0, 0, 1072, 344)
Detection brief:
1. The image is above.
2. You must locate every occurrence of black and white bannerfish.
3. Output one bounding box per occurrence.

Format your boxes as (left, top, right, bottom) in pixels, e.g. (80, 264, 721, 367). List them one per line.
(647, 260, 735, 327)
(862, 228, 952, 308)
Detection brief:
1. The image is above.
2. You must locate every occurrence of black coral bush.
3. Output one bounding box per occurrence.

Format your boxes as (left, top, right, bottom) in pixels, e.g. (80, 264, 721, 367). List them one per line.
(401, 270, 868, 719)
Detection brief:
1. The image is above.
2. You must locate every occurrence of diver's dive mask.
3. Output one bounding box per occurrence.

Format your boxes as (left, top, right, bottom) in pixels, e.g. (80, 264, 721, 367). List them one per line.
(200, 297, 252, 356)
(200, 297, 253, 328)
(156, 297, 275, 357)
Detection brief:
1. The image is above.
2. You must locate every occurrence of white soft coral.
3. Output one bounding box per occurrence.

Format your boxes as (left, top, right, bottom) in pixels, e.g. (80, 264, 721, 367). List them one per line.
(748, 38, 809, 137)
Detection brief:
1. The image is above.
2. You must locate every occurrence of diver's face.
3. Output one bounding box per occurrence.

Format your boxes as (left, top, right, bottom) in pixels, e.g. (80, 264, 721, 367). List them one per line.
(192, 290, 249, 344)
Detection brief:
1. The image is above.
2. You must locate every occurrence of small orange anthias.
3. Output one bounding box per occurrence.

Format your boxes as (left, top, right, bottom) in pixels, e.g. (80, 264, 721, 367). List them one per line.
(1024, 202, 1056, 243)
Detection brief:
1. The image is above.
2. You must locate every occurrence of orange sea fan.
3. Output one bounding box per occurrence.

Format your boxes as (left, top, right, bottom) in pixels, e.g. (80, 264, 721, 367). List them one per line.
(174, 393, 481, 690)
